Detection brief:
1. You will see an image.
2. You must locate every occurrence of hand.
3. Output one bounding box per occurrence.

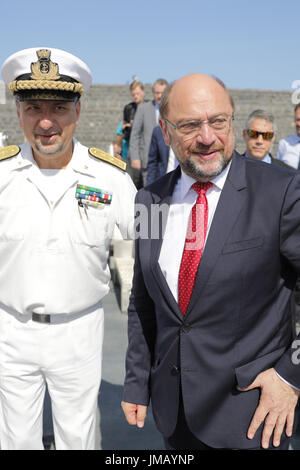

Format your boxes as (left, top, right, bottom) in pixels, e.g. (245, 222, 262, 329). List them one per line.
(238, 367, 299, 448)
(131, 159, 141, 170)
(121, 401, 147, 428)
(113, 144, 122, 159)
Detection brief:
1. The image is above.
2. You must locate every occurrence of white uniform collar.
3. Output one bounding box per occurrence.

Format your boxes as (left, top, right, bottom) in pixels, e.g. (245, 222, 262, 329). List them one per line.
(10, 141, 34, 171)
(12, 138, 95, 178)
(69, 138, 97, 178)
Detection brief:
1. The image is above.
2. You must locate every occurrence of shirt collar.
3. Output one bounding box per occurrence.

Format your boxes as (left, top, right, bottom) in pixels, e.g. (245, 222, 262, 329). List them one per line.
(179, 159, 232, 200)
(15, 139, 94, 178)
(244, 152, 272, 164)
(10, 141, 34, 171)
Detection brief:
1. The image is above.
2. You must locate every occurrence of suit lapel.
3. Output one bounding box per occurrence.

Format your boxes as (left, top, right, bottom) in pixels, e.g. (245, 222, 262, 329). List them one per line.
(186, 153, 248, 317)
(149, 167, 184, 318)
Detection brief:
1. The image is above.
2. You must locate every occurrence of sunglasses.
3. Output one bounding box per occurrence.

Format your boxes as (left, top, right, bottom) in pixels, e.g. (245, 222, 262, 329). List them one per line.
(246, 129, 274, 141)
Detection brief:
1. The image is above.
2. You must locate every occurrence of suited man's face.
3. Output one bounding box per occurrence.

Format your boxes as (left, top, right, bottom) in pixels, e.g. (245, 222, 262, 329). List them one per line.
(242, 118, 275, 160)
(153, 84, 167, 105)
(160, 75, 235, 182)
(295, 108, 300, 137)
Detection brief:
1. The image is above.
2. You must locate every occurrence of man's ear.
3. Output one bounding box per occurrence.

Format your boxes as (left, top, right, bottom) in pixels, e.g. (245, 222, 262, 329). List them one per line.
(242, 128, 248, 143)
(159, 118, 171, 146)
(15, 100, 23, 130)
(75, 99, 81, 127)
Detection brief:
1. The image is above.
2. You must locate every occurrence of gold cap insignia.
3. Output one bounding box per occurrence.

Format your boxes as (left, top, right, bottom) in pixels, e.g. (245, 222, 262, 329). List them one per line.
(30, 49, 60, 81)
(8, 48, 84, 98)
(89, 148, 127, 172)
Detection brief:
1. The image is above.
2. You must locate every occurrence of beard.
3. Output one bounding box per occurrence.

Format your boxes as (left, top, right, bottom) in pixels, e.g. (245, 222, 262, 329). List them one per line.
(179, 151, 231, 182)
(167, 128, 234, 182)
(34, 139, 64, 156)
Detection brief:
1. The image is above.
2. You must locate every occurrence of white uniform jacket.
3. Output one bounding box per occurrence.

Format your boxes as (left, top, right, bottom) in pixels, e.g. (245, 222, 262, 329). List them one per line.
(0, 139, 137, 316)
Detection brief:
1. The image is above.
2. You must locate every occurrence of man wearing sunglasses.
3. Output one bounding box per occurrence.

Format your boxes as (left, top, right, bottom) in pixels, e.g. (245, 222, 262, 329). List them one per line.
(242, 109, 293, 169)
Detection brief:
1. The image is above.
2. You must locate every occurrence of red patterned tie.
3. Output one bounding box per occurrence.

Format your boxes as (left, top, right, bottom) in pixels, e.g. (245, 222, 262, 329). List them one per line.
(178, 182, 213, 315)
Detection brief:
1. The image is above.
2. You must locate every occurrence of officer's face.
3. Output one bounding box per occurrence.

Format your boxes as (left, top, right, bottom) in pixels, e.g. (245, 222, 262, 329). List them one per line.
(16, 99, 81, 167)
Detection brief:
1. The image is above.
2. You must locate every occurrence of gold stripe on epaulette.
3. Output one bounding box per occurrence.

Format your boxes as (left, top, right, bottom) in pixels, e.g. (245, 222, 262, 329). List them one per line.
(0, 145, 20, 161)
(89, 147, 126, 172)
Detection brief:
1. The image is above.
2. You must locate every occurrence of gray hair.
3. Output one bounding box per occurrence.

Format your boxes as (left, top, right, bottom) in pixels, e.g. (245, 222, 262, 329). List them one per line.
(246, 109, 276, 133)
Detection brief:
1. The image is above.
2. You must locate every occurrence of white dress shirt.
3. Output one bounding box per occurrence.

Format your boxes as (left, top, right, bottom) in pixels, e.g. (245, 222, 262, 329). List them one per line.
(277, 133, 300, 169)
(158, 162, 231, 302)
(166, 148, 178, 173)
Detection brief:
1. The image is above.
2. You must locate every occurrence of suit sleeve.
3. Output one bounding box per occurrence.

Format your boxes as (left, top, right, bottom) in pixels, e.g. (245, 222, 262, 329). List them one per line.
(122, 191, 157, 405)
(129, 105, 144, 162)
(146, 128, 159, 186)
(275, 173, 300, 388)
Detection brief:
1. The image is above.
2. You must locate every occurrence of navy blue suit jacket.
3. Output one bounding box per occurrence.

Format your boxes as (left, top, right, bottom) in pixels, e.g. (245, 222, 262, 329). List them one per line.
(123, 152, 300, 448)
(146, 125, 170, 186)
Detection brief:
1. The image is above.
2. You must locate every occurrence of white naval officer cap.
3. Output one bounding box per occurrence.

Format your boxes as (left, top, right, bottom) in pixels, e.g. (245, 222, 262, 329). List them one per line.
(1, 46, 92, 101)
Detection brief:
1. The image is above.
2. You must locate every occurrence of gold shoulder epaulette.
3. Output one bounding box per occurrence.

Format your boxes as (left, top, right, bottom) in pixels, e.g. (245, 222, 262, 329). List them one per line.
(0, 145, 20, 161)
(89, 147, 127, 172)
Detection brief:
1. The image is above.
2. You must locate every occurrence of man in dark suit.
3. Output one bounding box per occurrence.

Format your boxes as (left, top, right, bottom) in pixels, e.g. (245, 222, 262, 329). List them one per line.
(129, 79, 168, 188)
(243, 110, 300, 339)
(121, 74, 300, 450)
(146, 125, 178, 185)
(242, 109, 294, 169)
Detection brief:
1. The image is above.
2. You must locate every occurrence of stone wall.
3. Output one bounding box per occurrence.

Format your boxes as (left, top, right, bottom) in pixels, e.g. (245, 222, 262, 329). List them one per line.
(0, 84, 296, 156)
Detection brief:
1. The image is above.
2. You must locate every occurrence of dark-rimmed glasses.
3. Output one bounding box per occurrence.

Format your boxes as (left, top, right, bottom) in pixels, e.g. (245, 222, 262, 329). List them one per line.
(165, 114, 234, 141)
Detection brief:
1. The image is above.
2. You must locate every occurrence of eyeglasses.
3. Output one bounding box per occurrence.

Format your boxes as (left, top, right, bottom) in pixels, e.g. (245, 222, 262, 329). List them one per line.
(246, 129, 274, 141)
(165, 114, 234, 141)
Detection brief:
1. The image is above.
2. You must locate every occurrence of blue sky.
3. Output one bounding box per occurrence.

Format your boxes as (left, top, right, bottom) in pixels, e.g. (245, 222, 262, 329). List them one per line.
(0, 0, 299, 90)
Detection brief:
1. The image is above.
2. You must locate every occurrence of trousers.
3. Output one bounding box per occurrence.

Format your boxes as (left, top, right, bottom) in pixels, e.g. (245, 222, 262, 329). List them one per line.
(0, 304, 104, 450)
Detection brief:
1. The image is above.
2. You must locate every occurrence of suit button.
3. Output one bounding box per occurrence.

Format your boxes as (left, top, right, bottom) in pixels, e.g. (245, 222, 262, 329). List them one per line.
(170, 364, 180, 376)
(181, 324, 191, 334)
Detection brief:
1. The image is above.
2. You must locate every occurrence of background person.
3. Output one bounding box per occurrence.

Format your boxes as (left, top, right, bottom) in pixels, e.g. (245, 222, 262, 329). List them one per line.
(113, 80, 145, 162)
(277, 103, 300, 169)
(243, 109, 293, 169)
(146, 124, 178, 185)
(129, 78, 168, 188)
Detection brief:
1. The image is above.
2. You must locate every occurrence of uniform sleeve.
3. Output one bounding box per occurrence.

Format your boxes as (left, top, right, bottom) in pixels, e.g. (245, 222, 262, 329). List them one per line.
(146, 128, 159, 186)
(115, 171, 137, 240)
(122, 191, 156, 405)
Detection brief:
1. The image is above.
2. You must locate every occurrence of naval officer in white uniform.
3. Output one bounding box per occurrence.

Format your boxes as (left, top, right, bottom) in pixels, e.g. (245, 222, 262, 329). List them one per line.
(0, 47, 136, 450)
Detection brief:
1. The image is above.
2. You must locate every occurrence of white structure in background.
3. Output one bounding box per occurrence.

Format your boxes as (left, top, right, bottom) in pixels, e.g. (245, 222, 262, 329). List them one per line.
(0, 80, 5, 104)
(0, 132, 7, 147)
